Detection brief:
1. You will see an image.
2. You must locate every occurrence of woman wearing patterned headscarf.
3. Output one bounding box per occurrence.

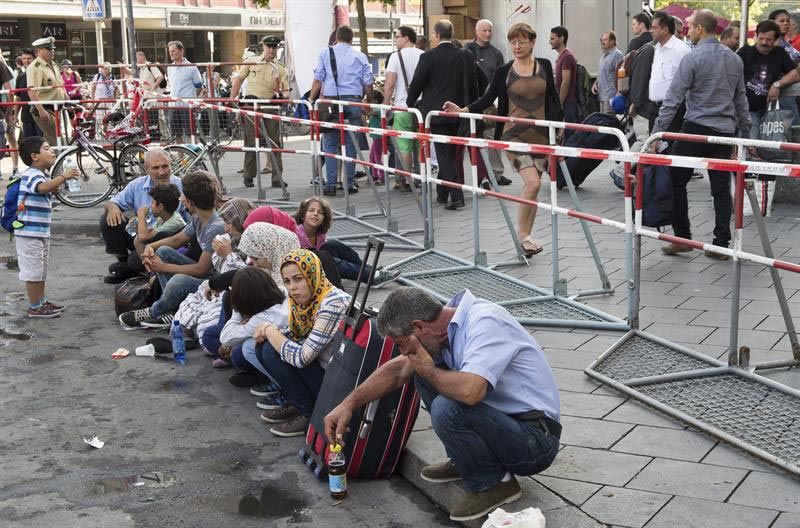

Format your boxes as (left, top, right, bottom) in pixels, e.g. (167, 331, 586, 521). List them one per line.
(243, 249, 351, 437)
(211, 197, 256, 272)
(237, 222, 301, 284)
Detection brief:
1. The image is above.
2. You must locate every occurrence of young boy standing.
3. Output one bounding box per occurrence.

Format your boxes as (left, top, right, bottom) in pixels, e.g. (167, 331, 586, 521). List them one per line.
(15, 137, 78, 318)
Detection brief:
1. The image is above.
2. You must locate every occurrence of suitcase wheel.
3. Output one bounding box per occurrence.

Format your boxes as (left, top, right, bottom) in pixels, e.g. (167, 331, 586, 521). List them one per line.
(306, 457, 316, 469)
(313, 466, 327, 480)
(298, 448, 308, 462)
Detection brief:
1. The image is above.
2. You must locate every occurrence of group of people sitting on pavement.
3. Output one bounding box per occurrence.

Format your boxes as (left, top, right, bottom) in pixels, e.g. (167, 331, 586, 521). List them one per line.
(97, 147, 381, 438)
(12, 133, 561, 523)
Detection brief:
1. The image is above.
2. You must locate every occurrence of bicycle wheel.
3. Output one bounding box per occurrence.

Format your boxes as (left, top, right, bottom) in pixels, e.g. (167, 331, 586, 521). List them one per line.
(163, 144, 208, 179)
(117, 143, 148, 185)
(53, 145, 115, 208)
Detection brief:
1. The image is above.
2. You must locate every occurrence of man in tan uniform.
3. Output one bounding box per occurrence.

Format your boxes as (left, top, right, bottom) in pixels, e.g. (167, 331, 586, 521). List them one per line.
(229, 36, 287, 188)
(27, 37, 67, 146)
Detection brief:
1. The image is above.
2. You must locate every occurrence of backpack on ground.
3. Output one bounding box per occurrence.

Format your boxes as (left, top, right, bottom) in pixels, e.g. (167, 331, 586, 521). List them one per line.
(1, 176, 22, 235)
(302, 237, 420, 480)
(113, 275, 158, 315)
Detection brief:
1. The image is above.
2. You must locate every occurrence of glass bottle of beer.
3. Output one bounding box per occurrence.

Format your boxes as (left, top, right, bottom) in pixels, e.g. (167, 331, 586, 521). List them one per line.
(328, 444, 348, 499)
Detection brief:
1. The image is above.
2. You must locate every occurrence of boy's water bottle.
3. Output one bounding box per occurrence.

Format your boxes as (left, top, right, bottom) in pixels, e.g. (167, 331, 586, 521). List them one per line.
(125, 217, 139, 237)
(327, 443, 348, 499)
(125, 211, 154, 237)
(171, 320, 187, 365)
(62, 157, 81, 193)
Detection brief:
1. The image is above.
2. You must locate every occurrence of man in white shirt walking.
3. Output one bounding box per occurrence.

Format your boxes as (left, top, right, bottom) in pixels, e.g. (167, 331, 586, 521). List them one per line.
(384, 25, 424, 186)
(649, 11, 691, 105)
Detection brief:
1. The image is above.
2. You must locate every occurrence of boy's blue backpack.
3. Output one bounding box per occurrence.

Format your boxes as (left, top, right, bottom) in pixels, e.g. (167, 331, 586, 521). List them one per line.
(1, 176, 22, 235)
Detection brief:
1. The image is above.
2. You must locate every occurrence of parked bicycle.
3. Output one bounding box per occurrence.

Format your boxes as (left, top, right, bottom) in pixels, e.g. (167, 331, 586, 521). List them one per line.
(51, 100, 149, 208)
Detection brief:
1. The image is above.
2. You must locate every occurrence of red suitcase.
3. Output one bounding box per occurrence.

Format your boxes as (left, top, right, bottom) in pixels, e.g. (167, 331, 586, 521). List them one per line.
(300, 238, 420, 479)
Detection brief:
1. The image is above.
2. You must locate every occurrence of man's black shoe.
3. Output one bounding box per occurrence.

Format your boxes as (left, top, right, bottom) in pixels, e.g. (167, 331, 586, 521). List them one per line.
(445, 200, 465, 210)
(108, 261, 126, 273)
(103, 268, 130, 284)
(497, 175, 513, 185)
(436, 197, 448, 204)
(243, 179, 255, 188)
(271, 182, 283, 188)
(347, 187, 359, 194)
(323, 188, 337, 197)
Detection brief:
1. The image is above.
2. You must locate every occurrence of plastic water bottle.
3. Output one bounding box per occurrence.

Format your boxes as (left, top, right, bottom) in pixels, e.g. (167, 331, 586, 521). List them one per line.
(125, 211, 154, 237)
(125, 217, 139, 237)
(62, 157, 81, 193)
(171, 320, 187, 365)
(328, 443, 348, 499)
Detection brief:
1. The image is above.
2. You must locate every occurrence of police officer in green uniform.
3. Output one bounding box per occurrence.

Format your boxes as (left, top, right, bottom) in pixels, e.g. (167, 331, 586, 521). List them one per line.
(229, 35, 287, 188)
(27, 37, 67, 146)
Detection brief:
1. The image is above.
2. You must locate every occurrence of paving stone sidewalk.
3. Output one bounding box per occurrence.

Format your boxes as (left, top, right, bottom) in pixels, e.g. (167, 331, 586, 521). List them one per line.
(2, 137, 799, 527)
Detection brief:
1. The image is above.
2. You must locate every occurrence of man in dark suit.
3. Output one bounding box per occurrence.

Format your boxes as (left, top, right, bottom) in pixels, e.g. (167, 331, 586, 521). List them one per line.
(407, 20, 481, 210)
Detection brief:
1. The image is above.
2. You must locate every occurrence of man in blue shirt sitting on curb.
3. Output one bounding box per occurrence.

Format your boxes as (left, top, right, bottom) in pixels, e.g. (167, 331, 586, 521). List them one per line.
(325, 287, 561, 522)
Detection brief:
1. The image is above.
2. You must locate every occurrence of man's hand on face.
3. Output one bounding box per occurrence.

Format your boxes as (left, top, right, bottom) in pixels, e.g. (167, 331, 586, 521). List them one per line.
(395, 334, 435, 374)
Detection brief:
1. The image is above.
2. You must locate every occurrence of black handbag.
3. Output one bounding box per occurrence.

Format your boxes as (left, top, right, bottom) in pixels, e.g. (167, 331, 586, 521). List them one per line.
(317, 47, 341, 123)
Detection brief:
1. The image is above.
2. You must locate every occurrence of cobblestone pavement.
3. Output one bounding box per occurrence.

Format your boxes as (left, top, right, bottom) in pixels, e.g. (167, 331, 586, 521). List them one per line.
(1, 136, 799, 527)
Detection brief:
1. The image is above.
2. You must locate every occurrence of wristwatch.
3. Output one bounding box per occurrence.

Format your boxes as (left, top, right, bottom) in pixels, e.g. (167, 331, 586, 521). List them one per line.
(773, 81, 782, 89)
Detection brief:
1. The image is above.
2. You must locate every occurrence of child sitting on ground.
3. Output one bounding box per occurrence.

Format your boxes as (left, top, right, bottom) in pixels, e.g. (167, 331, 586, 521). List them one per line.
(131, 183, 186, 263)
(215, 266, 289, 368)
(15, 137, 79, 318)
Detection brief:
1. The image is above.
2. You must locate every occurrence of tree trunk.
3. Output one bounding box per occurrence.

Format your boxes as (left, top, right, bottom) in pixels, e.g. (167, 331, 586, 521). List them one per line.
(356, 0, 369, 57)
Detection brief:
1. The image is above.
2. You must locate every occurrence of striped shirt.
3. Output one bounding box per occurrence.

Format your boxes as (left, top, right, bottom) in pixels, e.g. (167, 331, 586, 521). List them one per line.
(15, 168, 52, 239)
(279, 288, 351, 369)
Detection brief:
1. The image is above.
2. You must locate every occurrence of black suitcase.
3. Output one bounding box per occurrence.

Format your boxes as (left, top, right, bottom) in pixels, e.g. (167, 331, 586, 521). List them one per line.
(300, 237, 420, 480)
(554, 112, 627, 189)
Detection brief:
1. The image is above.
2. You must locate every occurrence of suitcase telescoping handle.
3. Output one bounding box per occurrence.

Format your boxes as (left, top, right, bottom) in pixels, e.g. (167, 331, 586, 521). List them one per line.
(342, 236, 385, 332)
(358, 399, 379, 439)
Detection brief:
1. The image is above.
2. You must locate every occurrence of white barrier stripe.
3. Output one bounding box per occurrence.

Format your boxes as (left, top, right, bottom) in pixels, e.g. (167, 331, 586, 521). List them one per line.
(652, 131, 800, 152)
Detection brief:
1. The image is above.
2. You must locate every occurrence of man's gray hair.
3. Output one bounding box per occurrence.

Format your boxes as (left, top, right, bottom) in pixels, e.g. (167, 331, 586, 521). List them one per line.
(376, 287, 443, 338)
(144, 148, 169, 166)
(476, 19, 493, 30)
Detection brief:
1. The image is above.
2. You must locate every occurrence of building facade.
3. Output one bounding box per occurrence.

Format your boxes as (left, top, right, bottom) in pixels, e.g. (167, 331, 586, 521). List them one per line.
(0, 0, 422, 72)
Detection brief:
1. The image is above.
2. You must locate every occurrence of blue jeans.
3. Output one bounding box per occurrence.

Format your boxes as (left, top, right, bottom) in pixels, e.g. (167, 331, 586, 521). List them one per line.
(151, 246, 206, 317)
(563, 101, 579, 141)
(322, 104, 364, 189)
(243, 339, 325, 416)
(415, 375, 559, 492)
(231, 341, 252, 372)
(322, 238, 371, 282)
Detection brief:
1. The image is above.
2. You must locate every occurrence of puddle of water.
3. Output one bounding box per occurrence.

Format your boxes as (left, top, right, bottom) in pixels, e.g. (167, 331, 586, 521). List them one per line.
(0, 256, 18, 271)
(211, 459, 242, 474)
(159, 379, 190, 393)
(92, 471, 177, 495)
(0, 328, 32, 341)
(4, 293, 26, 301)
(230, 484, 309, 519)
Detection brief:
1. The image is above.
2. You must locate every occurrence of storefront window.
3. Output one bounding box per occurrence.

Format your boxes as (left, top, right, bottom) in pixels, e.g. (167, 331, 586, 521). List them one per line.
(136, 31, 170, 64)
(70, 30, 113, 67)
